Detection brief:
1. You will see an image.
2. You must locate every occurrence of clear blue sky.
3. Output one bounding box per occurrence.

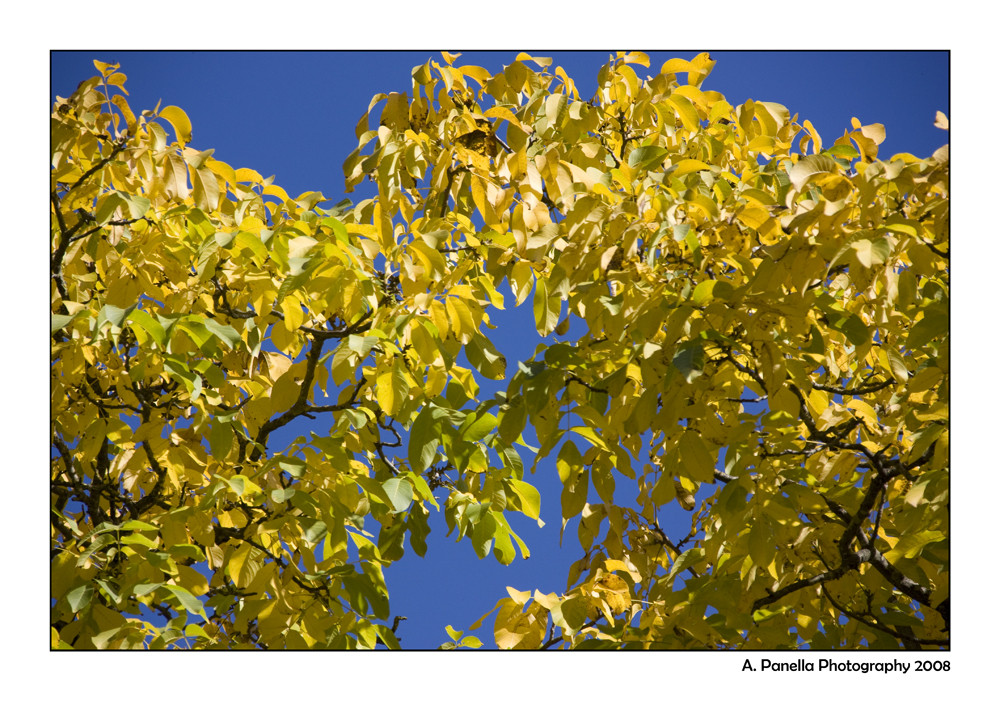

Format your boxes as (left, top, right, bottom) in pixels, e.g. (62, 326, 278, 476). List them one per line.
(51, 50, 948, 649)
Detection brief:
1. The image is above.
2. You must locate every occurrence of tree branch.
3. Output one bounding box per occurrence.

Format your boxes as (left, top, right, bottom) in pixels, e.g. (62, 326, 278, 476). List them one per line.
(752, 566, 849, 612)
(811, 378, 895, 396)
(65, 140, 128, 194)
(820, 583, 948, 647)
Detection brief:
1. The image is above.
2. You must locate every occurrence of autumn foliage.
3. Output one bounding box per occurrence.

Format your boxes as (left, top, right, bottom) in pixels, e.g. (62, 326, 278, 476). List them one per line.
(51, 53, 948, 649)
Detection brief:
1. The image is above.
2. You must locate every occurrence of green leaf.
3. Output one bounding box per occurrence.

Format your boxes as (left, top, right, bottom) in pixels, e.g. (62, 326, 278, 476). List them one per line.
(163, 584, 206, 617)
(505, 529, 529, 562)
(684, 229, 702, 265)
(66, 583, 93, 613)
(667, 547, 704, 579)
(95, 303, 130, 332)
(408, 407, 441, 472)
(271, 487, 295, 503)
(678, 431, 716, 482)
(650, 474, 677, 511)
(120, 519, 159, 531)
(459, 635, 483, 649)
(748, 518, 773, 568)
(347, 334, 382, 356)
(208, 421, 234, 459)
(77, 533, 115, 566)
(672, 340, 706, 383)
(202, 317, 241, 349)
(752, 607, 786, 623)
(507, 479, 541, 520)
(274, 457, 307, 478)
(95, 192, 129, 225)
(886, 347, 909, 383)
(126, 308, 167, 347)
(533, 277, 560, 336)
(471, 511, 497, 558)
(907, 308, 948, 349)
(466, 333, 507, 380)
(227, 475, 246, 496)
(498, 398, 527, 445)
(301, 519, 328, 543)
(125, 194, 151, 219)
(886, 530, 947, 563)
(121, 532, 158, 548)
(133, 583, 162, 597)
(691, 279, 717, 305)
(52, 312, 79, 334)
(493, 526, 516, 565)
(556, 440, 583, 483)
(851, 237, 891, 268)
(838, 314, 870, 347)
(461, 412, 497, 442)
(382, 477, 414, 513)
(628, 145, 669, 171)
(825, 144, 859, 160)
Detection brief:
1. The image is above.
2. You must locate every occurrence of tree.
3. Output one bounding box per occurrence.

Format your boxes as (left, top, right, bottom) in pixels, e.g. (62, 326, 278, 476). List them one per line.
(51, 52, 949, 650)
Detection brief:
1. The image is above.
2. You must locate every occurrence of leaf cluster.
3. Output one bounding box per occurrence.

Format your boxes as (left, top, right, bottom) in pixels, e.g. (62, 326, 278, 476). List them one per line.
(51, 53, 948, 650)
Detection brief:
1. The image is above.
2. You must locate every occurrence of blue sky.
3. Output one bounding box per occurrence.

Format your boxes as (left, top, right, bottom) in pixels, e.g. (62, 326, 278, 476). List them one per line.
(51, 50, 948, 649)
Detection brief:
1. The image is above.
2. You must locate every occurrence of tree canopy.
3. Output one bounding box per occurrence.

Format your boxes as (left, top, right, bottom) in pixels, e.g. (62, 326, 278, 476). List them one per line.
(51, 52, 949, 650)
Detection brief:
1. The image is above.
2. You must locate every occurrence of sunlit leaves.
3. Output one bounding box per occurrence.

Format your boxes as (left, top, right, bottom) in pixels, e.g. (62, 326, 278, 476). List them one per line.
(628, 145, 669, 171)
(382, 477, 414, 514)
(52, 51, 948, 651)
(157, 105, 192, 145)
(533, 276, 561, 336)
(788, 153, 841, 190)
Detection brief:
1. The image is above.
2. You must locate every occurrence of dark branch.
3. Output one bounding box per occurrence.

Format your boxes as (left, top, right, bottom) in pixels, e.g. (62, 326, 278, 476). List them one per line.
(752, 567, 849, 612)
(926, 242, 949, 260)
(811, 378, 895, 396)
(820, 583, 948, 647)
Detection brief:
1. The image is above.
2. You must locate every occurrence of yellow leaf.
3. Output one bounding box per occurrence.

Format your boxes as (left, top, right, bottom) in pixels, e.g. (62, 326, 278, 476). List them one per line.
(736, 205, 781, 243)
(678, 432, 716, 483)
(93, 59, 120, 76)
(859, 122, 886, 145)
(110, 94, 136, 131)
(807, 389, 828, 418)
(159, 105, 192, 144)
(461, 64, 492, 87)
(193, 167, 221, 211)
(235, 167, 265, 184)
(279, 296, 303, 332)
(748, 519, 773, 568)
(446, 296, 475, 343)
(588, 574, 631, 617)
(532, 277, 560, 336)
(800, 119, 823, 154)
(483, 105, 529, 134)
(514, 53, 551, 68)
(736, 207, 771, 230)
(376, 369, 398, 416)
(770, 387, 799, 417)
(621, 51, 650, 67)
(509, 260, 534, 307)
(262, 183, 290, 202)
(672, 159, 712, 177)
(686, 52, 716, 87)
(603, 559, 641, 583)
(667, 93, 701, 132)
(226, 542, 252, 588)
